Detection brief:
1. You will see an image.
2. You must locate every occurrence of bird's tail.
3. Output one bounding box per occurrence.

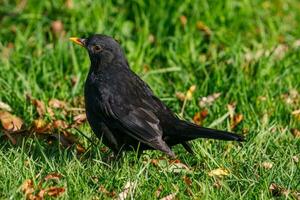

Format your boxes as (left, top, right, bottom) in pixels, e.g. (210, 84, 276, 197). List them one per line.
(174, 120, 245, 142)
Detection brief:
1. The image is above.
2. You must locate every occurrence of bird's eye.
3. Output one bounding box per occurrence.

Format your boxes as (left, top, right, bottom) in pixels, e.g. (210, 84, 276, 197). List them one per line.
(93, 45, 102, 52)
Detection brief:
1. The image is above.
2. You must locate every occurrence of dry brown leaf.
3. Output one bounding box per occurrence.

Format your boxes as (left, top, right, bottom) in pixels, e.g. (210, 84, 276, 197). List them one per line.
(262, 161, 273, 170)
(180, 15, 187, 27)
(168, 162, 191, 173)
(208, 168, 229, 177)
(151, 159, 159, 166)
(0, 101, 12, 112)
(73, 113, 87, 124)
(160, 192, 177, 200)
(193, 109, 209, 125)
(51, 20, 65, 37)
(44, 186, 65, 197)
(175, 92, 186, 102)
(48, 99, 66, 109)
(273, 44, 289, 60)
(186, 85, 196, 100)
(201, 109, 209, 118)
(193, 112, 201, 125)
(281, 89, 299, 106)
(227, 103, 236, 119)
(213, 179, 222, 189)
(116, 181, 135, 200)
(0, 111, 23, 131)
(52, 120, 69, 129)
(65, 0, 73, 9)
(155, 185, 163, 198)
(21, 179, 35, 198)
(291, 128, 300, 138)
(269, 183, 289, 197)
(183, 176, 192, 186)
(31, 99, 46, 117)
(231, 114, 244, 129)
(76, 144, 86, 154)
(98, 185, 109, 194)
(98, 185, 116, 197)
(196, 21, 212, 36)
(44, 173, 63, 182)
(32, 119, 51, 133)
(199, 93, 221, 108)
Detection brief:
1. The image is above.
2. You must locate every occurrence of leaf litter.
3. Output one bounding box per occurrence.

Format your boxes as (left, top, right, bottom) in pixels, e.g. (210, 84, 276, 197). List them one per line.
(20, 172, 65, 199)
(1, 96, 88, 154)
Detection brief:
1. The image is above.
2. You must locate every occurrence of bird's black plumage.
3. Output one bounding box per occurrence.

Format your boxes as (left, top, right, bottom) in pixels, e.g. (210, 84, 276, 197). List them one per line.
(70, 34, 244, 158)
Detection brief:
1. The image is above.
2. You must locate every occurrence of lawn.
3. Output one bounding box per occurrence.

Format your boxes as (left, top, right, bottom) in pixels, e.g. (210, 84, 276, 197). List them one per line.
(0, 0, 299, 199)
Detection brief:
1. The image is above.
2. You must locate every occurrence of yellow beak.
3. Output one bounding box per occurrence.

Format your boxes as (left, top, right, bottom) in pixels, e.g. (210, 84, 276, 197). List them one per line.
(69, 37, 85, 47)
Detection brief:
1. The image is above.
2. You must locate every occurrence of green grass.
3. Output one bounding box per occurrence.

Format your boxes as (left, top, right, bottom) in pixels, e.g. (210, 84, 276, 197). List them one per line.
(0, 0, 300, 199)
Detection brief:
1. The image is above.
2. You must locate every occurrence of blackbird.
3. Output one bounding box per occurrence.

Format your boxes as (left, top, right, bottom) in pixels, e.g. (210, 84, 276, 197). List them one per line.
(70, 34, 244, 158)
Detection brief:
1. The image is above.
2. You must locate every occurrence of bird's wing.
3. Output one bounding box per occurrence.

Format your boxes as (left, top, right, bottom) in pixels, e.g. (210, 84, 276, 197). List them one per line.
(101, 99, 173, 155)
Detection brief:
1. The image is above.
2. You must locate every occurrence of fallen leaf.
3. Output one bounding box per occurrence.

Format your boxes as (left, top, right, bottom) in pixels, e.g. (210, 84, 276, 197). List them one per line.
(273, 44, 289, 60)
(213, 179, 222, 189)
(291, 128, 300, 138)
(193, 112, 201, 125)
(150, 159, 159, 166)
(208, 168, 229, 177)
(49, 99, 66, 109)
(168, 162, 191, 173)
(71, 75, 78, 87)
(196, 21, 212, 36)
(0, 111, 23, 131)
(32, 119, 51, 133)
(262, 161, 273, 170)
(65, 0, 73, 9)
(199, 93, 221, 108)
(155, 185, 163, 198)
(281, 89, 299, 106)
(98, 185, 116, 197)
(43, 186, 65, 197)
(116, 181, 136, 200)
(76, 144, 86, 154)
(73, 113, 87, 124)
(183, 176, 192, 186)
(175, 92, 186, 102)
(227, 103, 236, 119)
(201, 109, 209, 118)
(193, 109, 209, 125)
(186, 85, 196, 100)
(160, 192, 177, 200)
(44, 172, 63, 182)
(180, 15, 187, 27)
(52, 120, 69, 129)
(21, 179, 35, 199)
(231, 114, 244, 129)
(51, 20, 65, 37)
(269, 183, 289, 197)
(31, 99, 46, 117)
(0, 101, 12, 112)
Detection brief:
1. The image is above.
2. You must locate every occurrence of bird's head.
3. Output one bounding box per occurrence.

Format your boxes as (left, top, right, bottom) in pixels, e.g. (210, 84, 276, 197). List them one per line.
(70, 34, 126, 67)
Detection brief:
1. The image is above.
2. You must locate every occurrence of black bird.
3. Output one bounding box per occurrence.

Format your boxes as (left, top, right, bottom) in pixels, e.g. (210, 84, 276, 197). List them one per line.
(70, 34, 244, 158)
